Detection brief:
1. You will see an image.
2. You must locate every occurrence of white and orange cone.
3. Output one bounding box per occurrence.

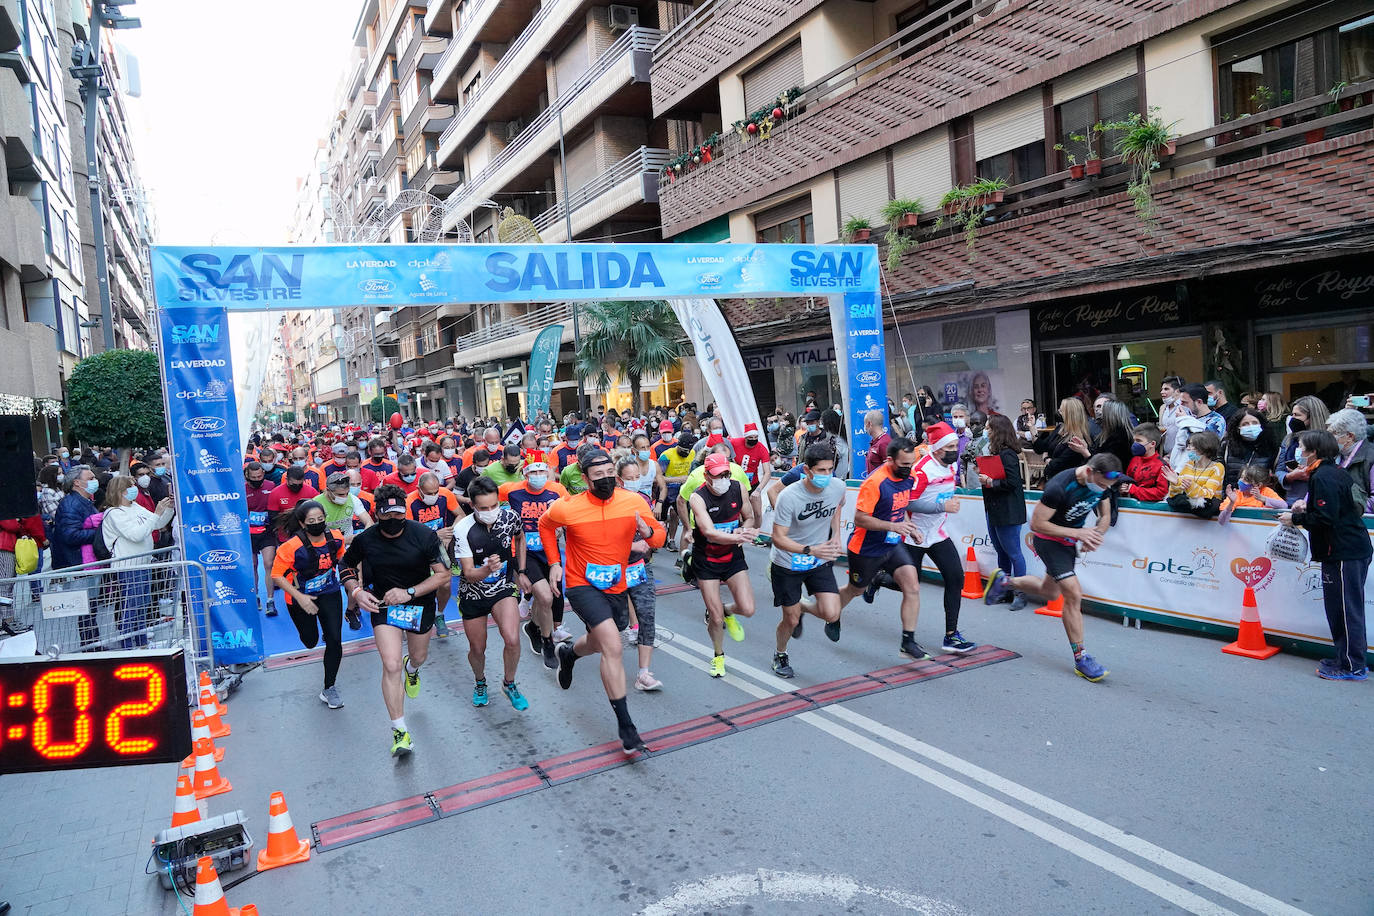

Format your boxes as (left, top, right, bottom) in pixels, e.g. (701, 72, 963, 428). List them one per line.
(170, 774, 202, 828)
(191, 736, 232, 800)
(181, 710, 225, 769)
(192, 856, 248, 916)
(198, 671, 228, 717)
(256, 791, 310, 871)
(199, 686, 230, 739)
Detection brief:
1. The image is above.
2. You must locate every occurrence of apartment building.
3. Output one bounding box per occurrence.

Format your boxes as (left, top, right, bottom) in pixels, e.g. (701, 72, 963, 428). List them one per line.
(654, 0, 1374, 418)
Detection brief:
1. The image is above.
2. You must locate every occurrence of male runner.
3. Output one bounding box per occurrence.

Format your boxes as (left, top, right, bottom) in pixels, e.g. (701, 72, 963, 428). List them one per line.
(552, 423, 582, 472)
(650, 420, 676, 460)
(406, 472, 461, 637)
(452, 477, 529, 710)
(244, 462, 276, 616)
(833, 438, 930, 659)
(501, 461, 568, 663)
(363, 437, 396, 478)
(688, 453, 759, 678)
(984, 453, 1125, 681)
(731, 422, 772, 527)
(340, 485, 452, 756)
(768, 446, 846, 677)
(384, 454, 421, 495)
(538, 449, 666, 753)
(657, 432, 696, 550)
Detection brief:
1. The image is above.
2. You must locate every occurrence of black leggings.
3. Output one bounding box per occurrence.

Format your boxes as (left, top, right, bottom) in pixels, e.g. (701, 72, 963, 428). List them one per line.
(287, 589, 344, 688)
(908, 537, 964, 633)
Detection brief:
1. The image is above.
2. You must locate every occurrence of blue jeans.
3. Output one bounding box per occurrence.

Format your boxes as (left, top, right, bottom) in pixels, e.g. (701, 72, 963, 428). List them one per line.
(986, 520, 1026, 578)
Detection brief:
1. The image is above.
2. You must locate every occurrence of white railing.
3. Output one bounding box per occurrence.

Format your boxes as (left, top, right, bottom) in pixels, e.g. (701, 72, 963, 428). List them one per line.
(453, 301, 575, 356)
(431, 0, 495, 86)
(532, 146, 671, 234)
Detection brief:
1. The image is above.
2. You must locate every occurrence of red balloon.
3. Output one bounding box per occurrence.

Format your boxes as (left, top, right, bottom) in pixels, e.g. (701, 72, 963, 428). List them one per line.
(389, 412, 403, 430)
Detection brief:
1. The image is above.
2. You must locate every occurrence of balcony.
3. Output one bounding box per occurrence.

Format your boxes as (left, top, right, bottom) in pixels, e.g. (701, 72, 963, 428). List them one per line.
(438, 26, 659, 230)
(381, 138, 402, 174)
(348, 90, 377, 136)
(533, 146, 671, 242)
(431, 0, 501, 90)
(452, 301, 574, 368)
(0, 68, 35, 181)
(654, 0, 1219, 235)
(424, 151, 463, 195)
(374, 80, 398, 124)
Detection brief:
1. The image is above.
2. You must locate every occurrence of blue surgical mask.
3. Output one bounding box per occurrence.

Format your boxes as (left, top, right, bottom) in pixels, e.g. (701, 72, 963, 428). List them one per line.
(1206, 395, 1217, 407)
(293, 460, 306, 467)
(528, 473, 547, 490)
(1185, 450, 1201, 464)
(349, 485, 361, 496)
(154, 466, 168, 476)
(807, 423, 817, 433)
(85, 478, 99, 494)
(638, 449, 651, 461)
(401, 473, 415, 483)
(1239, 424, 1261, 441)
(124, 486, 139, 502)
(1237, 479, 1253, 493)
(810, 473, 833, 489)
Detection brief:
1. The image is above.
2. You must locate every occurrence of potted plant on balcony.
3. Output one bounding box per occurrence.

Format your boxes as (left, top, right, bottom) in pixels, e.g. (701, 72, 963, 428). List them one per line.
(1053, 144, 1085, 179)
(934, 177, 1007, 260)
(843, 215, 872, 243)
(1107, 108, 1178, 234)
(879, 198, 923, 269)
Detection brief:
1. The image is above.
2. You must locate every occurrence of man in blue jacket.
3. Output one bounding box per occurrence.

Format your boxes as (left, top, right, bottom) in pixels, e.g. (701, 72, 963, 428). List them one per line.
(51, 466, 102, 645)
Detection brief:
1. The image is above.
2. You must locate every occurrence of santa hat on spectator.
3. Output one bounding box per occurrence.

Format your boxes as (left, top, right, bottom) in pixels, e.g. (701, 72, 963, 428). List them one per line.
(743, 423, 760, 441)
(925, 422, 959, 452)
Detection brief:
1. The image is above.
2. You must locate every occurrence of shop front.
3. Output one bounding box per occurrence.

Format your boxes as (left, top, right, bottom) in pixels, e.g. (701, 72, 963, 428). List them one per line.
(743, 340, 840, 418)
(885, 310, 1035, 418)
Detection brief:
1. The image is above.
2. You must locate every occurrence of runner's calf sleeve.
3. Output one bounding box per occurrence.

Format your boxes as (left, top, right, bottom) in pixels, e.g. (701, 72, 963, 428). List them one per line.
(609, 696, 633, 728)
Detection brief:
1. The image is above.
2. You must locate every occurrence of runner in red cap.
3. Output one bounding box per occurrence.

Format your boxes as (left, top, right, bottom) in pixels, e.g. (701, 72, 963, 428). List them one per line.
(650, 419, 676, 460)
(688, 452, 760, 678)
(731, 422, 772, 530)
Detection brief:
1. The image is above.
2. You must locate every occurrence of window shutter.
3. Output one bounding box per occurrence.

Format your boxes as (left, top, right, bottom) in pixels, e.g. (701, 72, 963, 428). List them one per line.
(974, 90, 1043, 161)
(743, 40, 803, 113)
(891, 128, 951, 212)
(562, 135, 599, 194)
(1052, 51, 1136, 104)
(753, 193, 811, 231)
(554, 28, 592, 94)
(836, 153, 889, 225)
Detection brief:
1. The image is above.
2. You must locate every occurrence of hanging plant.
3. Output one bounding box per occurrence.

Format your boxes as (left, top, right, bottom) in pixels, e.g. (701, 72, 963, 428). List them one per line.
(934, 177, 1007, 261)
(879, 198, 923, 270)
(1104, 108, 1178, 235)
(842, 215, 872, 243)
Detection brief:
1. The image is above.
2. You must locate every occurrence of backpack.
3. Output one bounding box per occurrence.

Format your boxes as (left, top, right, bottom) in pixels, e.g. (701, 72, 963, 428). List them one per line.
(14, 536, 38, 575)
(92, 514, 114, 562)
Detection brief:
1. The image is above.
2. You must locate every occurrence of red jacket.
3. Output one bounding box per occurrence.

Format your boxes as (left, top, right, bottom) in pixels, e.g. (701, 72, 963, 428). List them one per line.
(0, 516, 46, 553)
(1126, 454, 1168, 502)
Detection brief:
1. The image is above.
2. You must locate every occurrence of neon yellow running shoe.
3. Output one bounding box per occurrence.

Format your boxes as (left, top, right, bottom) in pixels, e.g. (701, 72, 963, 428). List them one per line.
(403, 655, 421, 699)
(723, 614, 744, 642)
(390, 728, 413, 757)
(709, 654, 726, 678)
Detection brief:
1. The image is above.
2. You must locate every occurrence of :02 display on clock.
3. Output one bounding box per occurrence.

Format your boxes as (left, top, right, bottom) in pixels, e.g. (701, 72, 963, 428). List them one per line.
(0, 649, 193, 774)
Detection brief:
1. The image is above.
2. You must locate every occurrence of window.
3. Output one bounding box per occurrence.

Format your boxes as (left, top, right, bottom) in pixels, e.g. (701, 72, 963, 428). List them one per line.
(976, 141, 1045, 185)
(1216, 10, 1374, 119)
(1054, 76, 1138, 166)
(1339, 14, 1374, 82)
(462, 73, 481, 106)
(742, 40, 803, 114)
(754, 196, 813, 243)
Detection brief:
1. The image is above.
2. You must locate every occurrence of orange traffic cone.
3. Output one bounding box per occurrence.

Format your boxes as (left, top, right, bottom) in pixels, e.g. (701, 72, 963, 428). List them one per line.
(1034, 594, 1064, 618)
(198, 671, 227, 717)
(1222, 587, 1279, 660)
(241, 907, 259, 916)
(959, 546, 983, 599)
(191, 736, 232, 799)
(199, 687, 230, 739)
(192, 856, 247, 916)
(257, 791, 311, 871)
(181, 710, 225, 769)
(170, 774, 202, 828)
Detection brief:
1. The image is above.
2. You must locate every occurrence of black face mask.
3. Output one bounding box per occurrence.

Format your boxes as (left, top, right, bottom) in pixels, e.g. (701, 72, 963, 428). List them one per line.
(676, 447, 690, 456)
(503, 463, 518, 474)
(892, 465, 913, 479)
(938, 450, 959, 466)
(379, 517, 406, 536)
(589, 476, 616, 500)
(246, 478, 263, 489)
(286, 481, 303, 492)
(304, 521, 327, 537)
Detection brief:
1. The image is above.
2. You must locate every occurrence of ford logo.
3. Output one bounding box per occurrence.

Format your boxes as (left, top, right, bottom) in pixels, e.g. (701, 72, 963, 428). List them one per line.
(200, 550, 240, 565)
(856, 370, 881, 385)
(696, 272, 721, 288)
(358, 278, 395, 294)
(184, 417, 226, 433)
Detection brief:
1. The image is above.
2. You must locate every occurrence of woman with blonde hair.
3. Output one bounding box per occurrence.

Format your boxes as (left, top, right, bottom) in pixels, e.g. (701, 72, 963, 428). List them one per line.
(102, 474, 175, 647)
(1276, 395, 1328, 501)
(1033, 397, 1091, 481)
(1257, 391, 1287, 425)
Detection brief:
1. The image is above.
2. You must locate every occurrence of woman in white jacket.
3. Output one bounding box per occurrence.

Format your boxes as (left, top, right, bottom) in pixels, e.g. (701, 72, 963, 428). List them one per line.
(103, 476, 175, 648)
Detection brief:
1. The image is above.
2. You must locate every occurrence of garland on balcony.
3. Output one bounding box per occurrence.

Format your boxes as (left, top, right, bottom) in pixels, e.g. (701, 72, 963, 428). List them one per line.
(660, 132, 723, 180)
(731, 87, 803, 142)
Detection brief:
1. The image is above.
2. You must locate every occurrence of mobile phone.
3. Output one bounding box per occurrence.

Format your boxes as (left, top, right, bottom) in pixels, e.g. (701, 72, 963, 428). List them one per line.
(1284, 459, 1300, 471)
(1351, 395, 1372, 409)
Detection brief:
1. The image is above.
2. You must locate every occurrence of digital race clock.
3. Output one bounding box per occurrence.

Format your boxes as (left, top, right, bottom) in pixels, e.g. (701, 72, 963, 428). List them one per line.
(0, 649, 193, 774)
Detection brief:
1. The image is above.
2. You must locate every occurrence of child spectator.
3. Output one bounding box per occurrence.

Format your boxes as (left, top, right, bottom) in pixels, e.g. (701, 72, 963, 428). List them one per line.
(1121, 422, 1168, 502)
(1218, 464, 1287, 525)
(1164, 430, 1224, 518)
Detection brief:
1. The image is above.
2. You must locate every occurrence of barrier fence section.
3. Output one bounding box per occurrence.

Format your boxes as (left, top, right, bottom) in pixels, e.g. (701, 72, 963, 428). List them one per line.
(0, 545, 215, 683)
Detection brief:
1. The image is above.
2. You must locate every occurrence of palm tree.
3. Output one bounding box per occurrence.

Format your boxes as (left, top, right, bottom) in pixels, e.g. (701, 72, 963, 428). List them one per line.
(574, 300, 684, 412)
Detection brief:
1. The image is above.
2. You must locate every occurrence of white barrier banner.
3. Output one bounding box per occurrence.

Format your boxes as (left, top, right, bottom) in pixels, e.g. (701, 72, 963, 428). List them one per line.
(832, 485, 1373, 652)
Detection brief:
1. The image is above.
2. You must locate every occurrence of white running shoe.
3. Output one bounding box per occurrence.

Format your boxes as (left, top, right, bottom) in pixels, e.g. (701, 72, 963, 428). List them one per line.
(518, 595, 531, 620)
(552, 624, 573, 643)
(634, 670, 662, 691)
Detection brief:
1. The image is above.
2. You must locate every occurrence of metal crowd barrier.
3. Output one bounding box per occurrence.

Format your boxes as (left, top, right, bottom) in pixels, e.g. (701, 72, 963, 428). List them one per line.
(0, 545, 215, 679)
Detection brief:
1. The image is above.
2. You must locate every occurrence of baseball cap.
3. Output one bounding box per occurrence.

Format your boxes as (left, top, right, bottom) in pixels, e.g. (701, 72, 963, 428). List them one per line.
(659, 420, 674, 432)
(803, 409, 821, 421)
(565, 423, 583, 439)
(704, 453, 730, 476)
(376, 492, 407, 515)
(326, 471, 350, 488)
(331, 443, 348, 456)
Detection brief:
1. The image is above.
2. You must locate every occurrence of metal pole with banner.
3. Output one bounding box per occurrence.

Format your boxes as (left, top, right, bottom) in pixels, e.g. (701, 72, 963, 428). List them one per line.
(829, 291, 889, 460)
(526, 324, 563, 419)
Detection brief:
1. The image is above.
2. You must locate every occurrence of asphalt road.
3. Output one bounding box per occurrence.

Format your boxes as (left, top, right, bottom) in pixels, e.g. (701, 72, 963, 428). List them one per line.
(2, 548, 1369, 915)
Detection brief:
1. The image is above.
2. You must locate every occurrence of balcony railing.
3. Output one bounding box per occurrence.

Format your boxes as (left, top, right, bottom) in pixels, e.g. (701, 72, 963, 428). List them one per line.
(452, 301, 573, 357)
(532, 146, 671, 236)
(374, 81, 397, 124)
(432, 0, 496, 88)
(438, 26, 659, 226)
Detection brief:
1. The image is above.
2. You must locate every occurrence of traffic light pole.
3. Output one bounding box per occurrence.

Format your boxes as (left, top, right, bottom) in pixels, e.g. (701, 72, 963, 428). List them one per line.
(79, 10, 114, 352)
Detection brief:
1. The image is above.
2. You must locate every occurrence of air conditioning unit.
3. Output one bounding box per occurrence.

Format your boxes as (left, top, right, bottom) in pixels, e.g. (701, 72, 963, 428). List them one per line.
(608, 4, 638, 30)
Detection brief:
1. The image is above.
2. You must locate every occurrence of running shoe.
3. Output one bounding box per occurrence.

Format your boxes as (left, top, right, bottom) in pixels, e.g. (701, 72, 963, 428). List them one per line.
(1316, 659, 1368, 681)
(723, 614, 745, 642)
(900, 637, 932, 660)
(983, 569, 1010, 605)
(390, 728, 413, 757)
(542, 637, 558, 670)
(472, 680, 489, 707)
(619, 722, 647, 755)
(634, 670, 662, 691)
(503, 681, 529, 710)
(622, 627, 638, 649)
(345, 607, 363, 630)
(518, 595, 532, 620)
(772, 652, 795, 679)
(556, 642, 577, 689)
(552, 624, 573, 643)
(941, 631, 977, 654)
(1074, 654, 1109, 682)
(824, 618, 842, 643)
(861, 580, 879, 604)
(524, 620, 543, 655)
(402, 656, 421, 698)
(319, 685, 344, 709)
(709, 654, 726, 678)
(433, 615, 450, 638)
(1008, 591, 1028, 612)
(265, 600, 278, 618)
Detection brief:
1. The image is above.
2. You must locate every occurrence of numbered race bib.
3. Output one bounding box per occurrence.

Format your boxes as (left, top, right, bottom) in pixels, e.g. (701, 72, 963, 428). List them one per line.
(385, 603, 425, 632)
(586, 562, 621, 591)
(790, 551, 820, 571)
(714, 520, 740, 533)
(248, 510, 268, 528)
(524, 530, 543, 552)
(626, 560, 647, 587)
(481, 559, 508, 584)
(424, 518, 443, 531)
(885, 530, 902, 544)
(300, 569, 338, 595)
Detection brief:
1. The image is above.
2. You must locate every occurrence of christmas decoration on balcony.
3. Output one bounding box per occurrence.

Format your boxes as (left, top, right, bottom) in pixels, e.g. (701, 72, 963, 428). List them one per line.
(660, 132, 723, 182)
(731, 87, 803, 142)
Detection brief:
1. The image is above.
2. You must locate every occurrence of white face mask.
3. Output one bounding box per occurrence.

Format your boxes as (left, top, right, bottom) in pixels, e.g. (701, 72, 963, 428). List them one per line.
(422, 492, 439, 506)
(476, 508, 499, 525)
(952, 417, 966, 430)
(709, 477, 730, 495)
(330, 493, 349, 506)
(442, 448, 455, 458)
(137, 474, 151, 488)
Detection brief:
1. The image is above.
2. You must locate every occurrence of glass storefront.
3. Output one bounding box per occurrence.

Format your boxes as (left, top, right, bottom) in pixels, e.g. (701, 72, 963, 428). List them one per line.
(1258, 317, 1374, 409)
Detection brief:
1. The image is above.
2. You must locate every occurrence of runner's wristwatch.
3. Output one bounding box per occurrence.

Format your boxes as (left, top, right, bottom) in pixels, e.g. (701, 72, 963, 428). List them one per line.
(406, 587, 416, 597)
(802, 545, 811, 555)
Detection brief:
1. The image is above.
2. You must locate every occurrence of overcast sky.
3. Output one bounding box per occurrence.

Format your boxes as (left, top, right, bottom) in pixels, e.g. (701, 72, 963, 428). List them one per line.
(120, 0, 357, 246)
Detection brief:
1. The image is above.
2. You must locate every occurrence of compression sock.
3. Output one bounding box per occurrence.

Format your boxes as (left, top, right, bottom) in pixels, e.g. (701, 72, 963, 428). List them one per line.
(902, 630, 915, 642)
(1070, 642, 1086, 660)
(609, 696, 633, 729)
(391, 716, 408, 733)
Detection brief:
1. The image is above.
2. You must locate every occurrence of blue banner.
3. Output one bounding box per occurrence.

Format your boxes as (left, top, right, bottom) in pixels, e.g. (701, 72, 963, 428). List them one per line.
(526, 324, 563, 419)
(833, 291, 890, 460)
(150, 243, 880, 309)
(158, 307, 262, 663)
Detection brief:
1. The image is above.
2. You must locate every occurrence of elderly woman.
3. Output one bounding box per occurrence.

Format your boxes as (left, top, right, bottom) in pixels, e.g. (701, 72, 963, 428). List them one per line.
(1327, 408, 1373, 513)
(102, 475, 175, 648)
